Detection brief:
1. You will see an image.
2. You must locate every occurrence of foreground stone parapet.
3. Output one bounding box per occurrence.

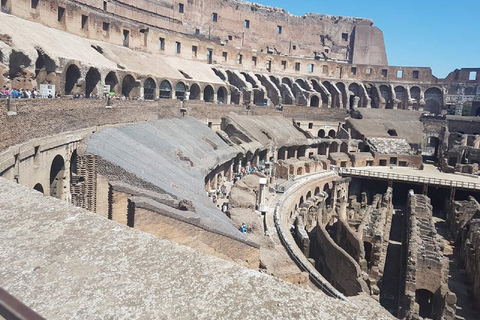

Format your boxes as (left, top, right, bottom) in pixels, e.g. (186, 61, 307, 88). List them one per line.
(0, 178, 394, 319)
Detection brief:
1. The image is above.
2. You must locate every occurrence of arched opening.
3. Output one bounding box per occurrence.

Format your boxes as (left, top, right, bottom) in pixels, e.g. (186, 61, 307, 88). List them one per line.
(189, 83, 200, 100)
(35, 50, 56, 85)
(296, 79, 308, 90)
(175, 82, 186, 100)
(204, 85, 214, 102)
(410, 86, 421, 101)
(425, 87, 443, 113)
(318, 143, 328, 155)
(318, 129, 326, 138)
(65, 64, 81, 95)
(340, 142, 348, 153)
(85, 68, 101, 98)
(33, 183, 44, 194)
(329, 142, 339, 153)
(364, 84, 378, 108)
(299, 196, 304, 205)
(217, 86, 227, 104)
(310, 95, 320, 107)
(144, 77, 156, 100)
(50, 155, 65, 199)
(159, 80, 172, 99)
(282, 78, 292, 88)
(306, 191, 312, 199)
(415, 289, 434, 319)
(379, 85, 392, 108)
(105, 71, 118, 93)
(394, 86, 406, 109)
(336, 82, 348, 108)
(348, 83, 360, 108)
(297, 167, 303, 176)
(328, 130, 336, 138)
(314, 187, 320, 196)
(364, 242, 372, 270)
(122, 75, 137, 99)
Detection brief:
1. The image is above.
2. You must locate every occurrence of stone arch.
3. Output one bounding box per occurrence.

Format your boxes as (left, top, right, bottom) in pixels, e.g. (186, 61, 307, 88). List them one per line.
(217, 86, 228, 104)
(50, 155, 66, 199)
(310, 95, 320, 107)
(410, 86, 421, 101)
(379, 85, 392, 109)
(318, 129, 326, 138)
(311, 79, 329, 107)
(33, 183, 44, 194)
(175, 82, 187, 100)
(85, 67, 101, 98)
(295, 79, 308, 90)
(189, 83, 201, 100)
(340, 142, 348, 153)
(364, 83, 378, 108)
(105, 71, 118, 94)
(64, 64, 81, 95)
(306, 191, 312, 199)
(348, 83, 361, 108)
(328, 129, 336, 138)
(394, 86, 407, 109)
(35, 49, 56, 85)
(315, 186, 320, 196)
(323, 81, 340, 108)
(329, 141, 339, 153)
(282, 77, 292, 88)
(425, 87, 443, 113)
(159, 80, 172, 99)
(336, 82, 348, 108)
(122, 74, 137, 99)
(204, 85, 214, 102)
(143, 77, 157, 100)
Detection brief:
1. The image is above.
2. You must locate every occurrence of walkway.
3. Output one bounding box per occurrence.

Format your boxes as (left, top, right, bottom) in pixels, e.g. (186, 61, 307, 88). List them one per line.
(339, 165, 480, 191)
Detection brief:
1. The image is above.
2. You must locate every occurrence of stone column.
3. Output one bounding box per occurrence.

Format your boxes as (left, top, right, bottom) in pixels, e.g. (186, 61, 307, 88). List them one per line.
(258, 177, 268, 213)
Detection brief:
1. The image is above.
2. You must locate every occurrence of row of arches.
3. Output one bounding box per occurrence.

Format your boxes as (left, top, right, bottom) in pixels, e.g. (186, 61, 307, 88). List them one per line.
(63, 64, 229, 102)
(216, 67, 445, 112)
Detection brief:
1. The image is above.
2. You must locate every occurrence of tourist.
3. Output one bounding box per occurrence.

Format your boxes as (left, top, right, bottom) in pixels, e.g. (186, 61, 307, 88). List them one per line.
(240, 223, 247, 233)
(10, 88, 21, 99)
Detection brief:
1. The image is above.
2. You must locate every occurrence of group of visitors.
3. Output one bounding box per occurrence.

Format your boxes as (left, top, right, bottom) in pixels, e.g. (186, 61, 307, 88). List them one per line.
(0, 86, 39, 99)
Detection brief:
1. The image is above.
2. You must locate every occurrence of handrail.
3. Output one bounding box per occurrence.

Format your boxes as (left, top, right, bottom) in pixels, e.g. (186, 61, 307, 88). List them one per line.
(338, 168, 480, 190)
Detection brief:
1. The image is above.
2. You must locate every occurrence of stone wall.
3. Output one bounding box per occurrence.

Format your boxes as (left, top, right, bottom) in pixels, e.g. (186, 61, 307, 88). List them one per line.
(402, 192, 455, 320)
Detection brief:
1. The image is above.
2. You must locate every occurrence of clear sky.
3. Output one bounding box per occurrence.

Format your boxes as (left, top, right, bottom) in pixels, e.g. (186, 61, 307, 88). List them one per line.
(253, 0, 479, 78)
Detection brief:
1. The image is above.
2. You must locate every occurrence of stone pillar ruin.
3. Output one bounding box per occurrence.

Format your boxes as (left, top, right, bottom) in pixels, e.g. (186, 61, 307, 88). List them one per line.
(258, 177, 267, 213)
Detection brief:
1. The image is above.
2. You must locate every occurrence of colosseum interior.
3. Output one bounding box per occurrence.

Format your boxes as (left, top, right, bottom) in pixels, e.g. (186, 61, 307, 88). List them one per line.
(0, 0, 479, 319)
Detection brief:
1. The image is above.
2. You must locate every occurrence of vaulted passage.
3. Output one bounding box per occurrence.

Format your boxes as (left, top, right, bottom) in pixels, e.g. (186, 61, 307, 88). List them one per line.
(50, 155, 65, 199)
(204, 85, 214, 102)
(105, 72, 118, 93)
(310, 95, 319, 107)
(189, 83, 200, 100)
(65, 64, 81, 95)
(85, 68, 101, 98)
(122, 75, 137, 99)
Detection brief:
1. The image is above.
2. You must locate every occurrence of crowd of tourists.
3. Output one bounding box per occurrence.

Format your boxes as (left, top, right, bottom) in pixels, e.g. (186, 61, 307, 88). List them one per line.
(0, 86, 40, 99)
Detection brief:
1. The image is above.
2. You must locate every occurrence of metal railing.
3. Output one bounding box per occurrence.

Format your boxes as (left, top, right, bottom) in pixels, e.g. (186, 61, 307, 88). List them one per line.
(338, 168, 480, 190)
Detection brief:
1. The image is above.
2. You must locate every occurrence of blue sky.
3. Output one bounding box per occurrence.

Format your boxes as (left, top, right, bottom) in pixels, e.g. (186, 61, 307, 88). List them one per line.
(254, 0, 479, 78)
